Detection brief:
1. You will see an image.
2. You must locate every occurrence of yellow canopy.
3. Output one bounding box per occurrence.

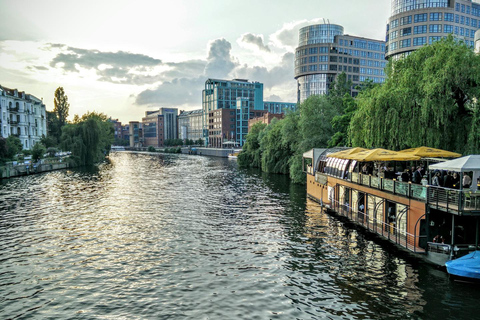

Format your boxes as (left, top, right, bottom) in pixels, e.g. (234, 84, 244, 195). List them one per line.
(398, 146, 461, 158)
(326, 147, 368, 159)
(345, 148, 421, 161)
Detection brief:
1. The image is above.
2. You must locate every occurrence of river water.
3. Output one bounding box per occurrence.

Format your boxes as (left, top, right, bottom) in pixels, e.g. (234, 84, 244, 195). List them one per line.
(1, 152, 479, 319)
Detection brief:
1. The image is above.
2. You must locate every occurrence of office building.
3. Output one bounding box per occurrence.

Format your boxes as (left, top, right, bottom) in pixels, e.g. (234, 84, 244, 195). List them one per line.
(141, 108, 178, 147)
(178, 109, 203, 142)
(0, 85, 47, 150)
(202, 78, 297, 148)
(294, 22, 386, 103)
(386, 0, 480, 60)
(129, 121, 142, 148)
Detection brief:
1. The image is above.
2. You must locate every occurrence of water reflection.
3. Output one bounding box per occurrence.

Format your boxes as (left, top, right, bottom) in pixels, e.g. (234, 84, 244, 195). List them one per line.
(0, 152, 479, 319)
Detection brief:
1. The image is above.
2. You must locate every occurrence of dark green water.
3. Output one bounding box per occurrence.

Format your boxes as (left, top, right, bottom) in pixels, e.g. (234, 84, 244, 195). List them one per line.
(1, 152, 479, 319)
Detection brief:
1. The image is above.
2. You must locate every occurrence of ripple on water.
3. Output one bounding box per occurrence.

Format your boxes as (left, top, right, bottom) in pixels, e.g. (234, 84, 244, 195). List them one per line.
(1, 153, 480, 319)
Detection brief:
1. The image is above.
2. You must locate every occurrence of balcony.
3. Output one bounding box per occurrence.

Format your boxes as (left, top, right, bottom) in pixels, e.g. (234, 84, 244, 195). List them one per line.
(9, 106, 19, 113)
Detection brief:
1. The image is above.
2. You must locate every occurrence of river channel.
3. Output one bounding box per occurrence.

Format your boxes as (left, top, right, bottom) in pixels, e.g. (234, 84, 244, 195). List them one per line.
(1, 152, 479, 319)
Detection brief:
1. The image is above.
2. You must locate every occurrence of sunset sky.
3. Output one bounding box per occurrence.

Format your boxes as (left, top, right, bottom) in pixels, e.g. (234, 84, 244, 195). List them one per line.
(0, 0, 390, 123)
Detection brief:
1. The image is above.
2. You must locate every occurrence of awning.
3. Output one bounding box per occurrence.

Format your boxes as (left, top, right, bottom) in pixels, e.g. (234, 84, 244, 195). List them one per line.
(429, 155, 480, 172)
(326, 147, 368, 159)
(398, 146, 461, 158)
(344, 148, 421, 161)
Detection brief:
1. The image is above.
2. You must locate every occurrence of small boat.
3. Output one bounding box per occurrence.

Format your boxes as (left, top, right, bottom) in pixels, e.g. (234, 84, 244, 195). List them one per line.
(228, 152, 239, 159)
(445, 251, 480, 281)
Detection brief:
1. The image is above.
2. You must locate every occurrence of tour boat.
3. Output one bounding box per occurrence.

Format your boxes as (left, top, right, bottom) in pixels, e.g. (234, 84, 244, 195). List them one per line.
(303, 148, 480, 267)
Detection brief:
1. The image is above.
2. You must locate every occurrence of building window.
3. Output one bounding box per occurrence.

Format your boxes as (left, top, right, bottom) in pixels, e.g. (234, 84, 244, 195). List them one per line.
(391, 19, 399, 28)
(430, 12, 442, 21)
(429, 36, 442, 44)
(444, 13, 454, 22)
(400, 15, 412, 25)
(413, 36, 427, 46)
(390, 30, 398, 40)
(414, 25, 427, 34)
(444, 24, 453, 33)
(401, 27, 412, 36)
(414, 13, 427, 23)
(429, 24, 442, 33)
(400, 39, 411, 48)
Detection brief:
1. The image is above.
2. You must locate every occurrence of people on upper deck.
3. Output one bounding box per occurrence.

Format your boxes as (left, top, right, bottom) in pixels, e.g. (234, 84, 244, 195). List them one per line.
(412, 166, 423, 184)
(463, 172, 472, 188)
(401, 169, 410, 182)
(444, 171, 454, 189)
(452, 172, 460, 189)
(432, 171, 441, 186)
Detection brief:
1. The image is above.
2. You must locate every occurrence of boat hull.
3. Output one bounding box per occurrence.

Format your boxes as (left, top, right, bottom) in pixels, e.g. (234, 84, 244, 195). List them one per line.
(445, 251, 480, 280)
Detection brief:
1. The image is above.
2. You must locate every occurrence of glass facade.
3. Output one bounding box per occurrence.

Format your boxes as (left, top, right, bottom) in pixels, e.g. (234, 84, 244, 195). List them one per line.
(298, 23, 344, 46)
(295, 24, 386, 102)
(391, 0, 450, 15)
(386, 0, 480, 60)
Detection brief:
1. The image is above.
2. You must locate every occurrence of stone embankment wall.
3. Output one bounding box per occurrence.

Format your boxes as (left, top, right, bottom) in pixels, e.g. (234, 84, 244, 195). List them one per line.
(1, 161, 70, 179)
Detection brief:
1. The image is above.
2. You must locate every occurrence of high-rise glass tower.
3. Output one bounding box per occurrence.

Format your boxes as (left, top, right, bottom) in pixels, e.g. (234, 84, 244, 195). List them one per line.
(386, 0, 480, 60)
(294, 22, 386, 103)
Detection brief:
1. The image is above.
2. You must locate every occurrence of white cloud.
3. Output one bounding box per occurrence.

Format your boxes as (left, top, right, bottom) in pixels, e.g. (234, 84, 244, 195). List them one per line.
(237, 33, 270, 52)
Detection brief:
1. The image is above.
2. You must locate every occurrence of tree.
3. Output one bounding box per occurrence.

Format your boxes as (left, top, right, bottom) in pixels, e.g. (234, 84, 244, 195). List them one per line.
(31, 142, 46, 162)
(5, 136, 23, 159)
(60, 112, 114, 166)
(238, 122, 266, 168)
(54, 87, 70, 128)
(349, 36, 480, 154)
(0, 138, 7, 162)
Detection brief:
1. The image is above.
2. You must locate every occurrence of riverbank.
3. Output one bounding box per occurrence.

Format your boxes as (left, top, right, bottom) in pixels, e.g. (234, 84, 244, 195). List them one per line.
(125, 146, 240, 158)
(0, 159, 71, 179)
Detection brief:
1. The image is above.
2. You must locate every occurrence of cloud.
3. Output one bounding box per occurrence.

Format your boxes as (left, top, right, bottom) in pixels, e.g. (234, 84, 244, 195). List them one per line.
(264, 94, 283, 102)
(238, 33, 270, 52)
(134, 77, 206, 107)
(204, 38, 237, 78)
(232, 52, 294, 89)
(269, 18, 324, 51)
(48, 45, 164, 84)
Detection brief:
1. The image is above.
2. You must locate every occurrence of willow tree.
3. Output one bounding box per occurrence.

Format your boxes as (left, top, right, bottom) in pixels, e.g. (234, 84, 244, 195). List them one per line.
(61, 112, 114, 166)
(349, 35, 480, 154)
(238, 122, 266, 168)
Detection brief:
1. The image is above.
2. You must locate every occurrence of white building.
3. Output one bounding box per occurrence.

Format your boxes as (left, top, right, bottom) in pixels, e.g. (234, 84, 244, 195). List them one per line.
(0, 85, 47, 150)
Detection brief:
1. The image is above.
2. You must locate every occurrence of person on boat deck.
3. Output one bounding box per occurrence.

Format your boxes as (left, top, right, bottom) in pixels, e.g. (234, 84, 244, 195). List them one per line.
(444, 171, 454, 189)
(401, 169, 410, 182)
(432, 171, 441, 186)
(412, 166, 422, 184)
(463, 172, 472, 188)
(433, 235, 444, 243)
(452, 172, 460, 189)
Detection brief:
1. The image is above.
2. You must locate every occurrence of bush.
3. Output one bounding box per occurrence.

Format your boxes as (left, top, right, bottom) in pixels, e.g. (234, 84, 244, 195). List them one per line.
(147, 146, 156, 152)
(31, 142, 47, 162)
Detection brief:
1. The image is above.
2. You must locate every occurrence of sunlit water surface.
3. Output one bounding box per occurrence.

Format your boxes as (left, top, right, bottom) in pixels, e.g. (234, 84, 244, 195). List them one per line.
(1, 152, 479, 319)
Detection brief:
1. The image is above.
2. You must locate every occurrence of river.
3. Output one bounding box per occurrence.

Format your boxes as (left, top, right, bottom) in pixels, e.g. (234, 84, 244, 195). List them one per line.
(1, 152, 479, 319)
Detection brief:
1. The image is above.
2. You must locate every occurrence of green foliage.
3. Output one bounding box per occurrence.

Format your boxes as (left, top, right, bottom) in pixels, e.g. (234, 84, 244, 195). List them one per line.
(47, 147, 59, 157)
(164, 147, 182, 153)
(328, 93, 357, 147)
(238, 122, 266, 168)
(31, 142, 46, 162)
(5, 136, 23, 159)
(0, 138, 7, 162)
(54, 87, 70, 127)
(41, 134, 58, 148)
(60, 111, 114, 166)
(147, 146, 156, 152)
(195, 138, 204, 146)
(164, 139, 183, 146)
(349, 36, 480, 153)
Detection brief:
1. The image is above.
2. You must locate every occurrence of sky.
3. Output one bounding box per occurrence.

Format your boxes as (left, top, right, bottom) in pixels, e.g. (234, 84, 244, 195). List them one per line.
(0, 0, 391, 124)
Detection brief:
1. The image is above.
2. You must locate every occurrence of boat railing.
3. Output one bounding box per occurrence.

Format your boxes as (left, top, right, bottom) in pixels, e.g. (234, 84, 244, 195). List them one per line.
(344, 172, 428, 201)
(428, 186, 480, 212)
(332, 198, 423, 253)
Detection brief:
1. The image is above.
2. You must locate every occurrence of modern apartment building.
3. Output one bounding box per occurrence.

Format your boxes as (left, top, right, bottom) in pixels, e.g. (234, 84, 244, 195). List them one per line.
(129, 121, 142, 148)
(386, 0, 480, 60)
(178, 109, 203, 142)
(141, 108, 179, 148)
(202, 78, 296, 148)
(294, 22, 386, 103)
(0, 85, 47, 150)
